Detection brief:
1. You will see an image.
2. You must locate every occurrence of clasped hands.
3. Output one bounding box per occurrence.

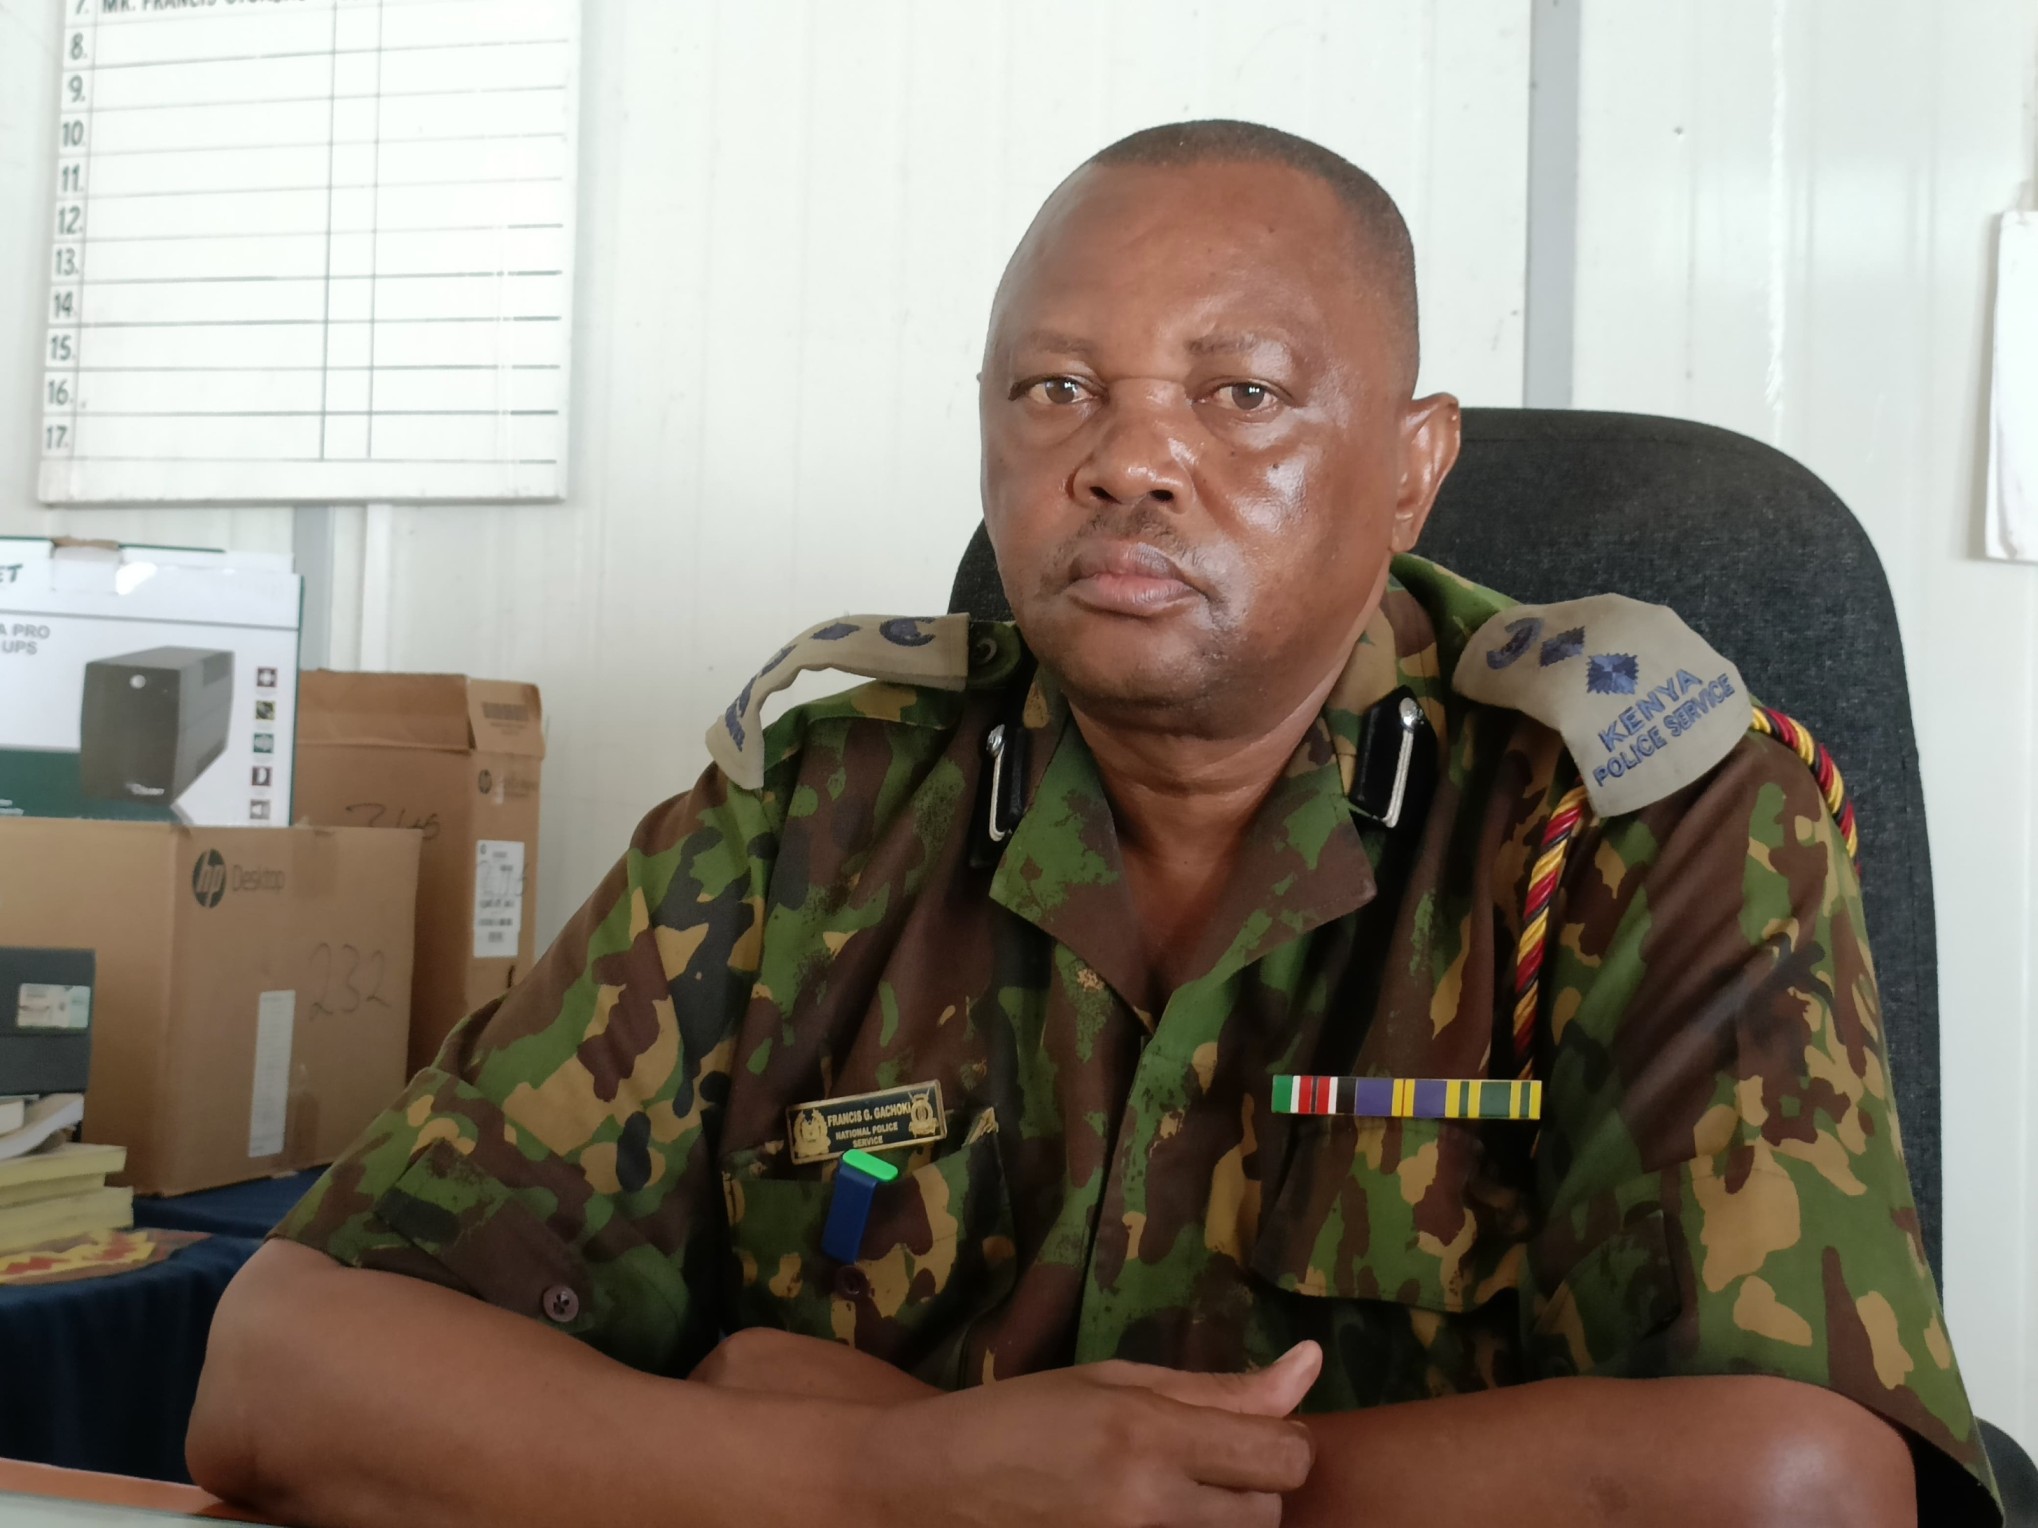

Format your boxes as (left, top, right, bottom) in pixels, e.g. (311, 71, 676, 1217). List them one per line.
(691, 1326, 1321, 1528)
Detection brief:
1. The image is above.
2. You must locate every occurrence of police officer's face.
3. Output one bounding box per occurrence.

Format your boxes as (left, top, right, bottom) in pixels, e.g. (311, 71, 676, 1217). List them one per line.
(980, 160, 1458, 729)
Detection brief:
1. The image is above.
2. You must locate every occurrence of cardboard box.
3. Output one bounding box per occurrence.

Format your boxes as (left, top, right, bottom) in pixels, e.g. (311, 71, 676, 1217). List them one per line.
(0, 819, 419, 1195)
(295, 673, 543, 1073)
(0, 538, 301, 827)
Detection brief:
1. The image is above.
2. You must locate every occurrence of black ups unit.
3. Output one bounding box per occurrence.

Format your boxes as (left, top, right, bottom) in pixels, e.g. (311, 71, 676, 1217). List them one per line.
(79, 646, 234, 805)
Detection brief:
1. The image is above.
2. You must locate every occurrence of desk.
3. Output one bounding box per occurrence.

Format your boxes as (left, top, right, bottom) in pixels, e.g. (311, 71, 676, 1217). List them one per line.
(0, 1238, 262, 1482)
(0, 1460, 264, 1523)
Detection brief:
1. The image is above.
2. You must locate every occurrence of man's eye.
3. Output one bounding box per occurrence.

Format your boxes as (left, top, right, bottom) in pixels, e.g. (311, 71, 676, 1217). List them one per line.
(1216, 382, 1274, 412)
(1025, 377, 1088, 405)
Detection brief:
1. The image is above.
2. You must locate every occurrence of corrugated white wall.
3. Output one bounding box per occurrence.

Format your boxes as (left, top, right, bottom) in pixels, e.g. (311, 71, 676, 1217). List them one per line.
(1573, 0, 2038, 1447)
(1, 0, 2029, 1454)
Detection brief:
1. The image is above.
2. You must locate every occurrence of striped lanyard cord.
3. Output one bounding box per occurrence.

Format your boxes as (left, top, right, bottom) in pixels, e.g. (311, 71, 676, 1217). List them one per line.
(1509, 781, 1591, 1083)
(1748, 704, 1860, 863)
(1508, 704, 1859, 1081)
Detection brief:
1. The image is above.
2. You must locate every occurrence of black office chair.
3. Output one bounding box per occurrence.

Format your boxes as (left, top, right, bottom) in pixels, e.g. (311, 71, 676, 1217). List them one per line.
(948, 407, 2038, 1519)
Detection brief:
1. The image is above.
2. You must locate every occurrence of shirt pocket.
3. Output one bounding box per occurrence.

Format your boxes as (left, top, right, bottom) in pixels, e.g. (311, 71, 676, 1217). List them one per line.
(717, 1108, 1017, 1384)
(1522, 1182, 1682, 1379)
(1250, 1115, 1520, 1314)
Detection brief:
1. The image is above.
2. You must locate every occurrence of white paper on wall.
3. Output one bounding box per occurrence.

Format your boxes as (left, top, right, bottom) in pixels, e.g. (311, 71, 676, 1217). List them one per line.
(1984, 211, 2038, 562)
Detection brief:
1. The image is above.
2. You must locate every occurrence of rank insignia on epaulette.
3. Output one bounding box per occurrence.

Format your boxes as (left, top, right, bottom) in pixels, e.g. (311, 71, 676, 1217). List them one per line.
(1272, 1075, 1542, 1122)
(708, 615, 972, 791)
(1453, 594, 1748, 818)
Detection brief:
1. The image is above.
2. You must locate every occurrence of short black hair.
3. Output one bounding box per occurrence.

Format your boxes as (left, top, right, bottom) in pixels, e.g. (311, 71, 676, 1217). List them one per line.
(1088, 119, 1419, 387)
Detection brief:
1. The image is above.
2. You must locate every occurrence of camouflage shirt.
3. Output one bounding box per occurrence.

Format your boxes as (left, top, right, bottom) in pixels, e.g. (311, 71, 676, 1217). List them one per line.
(279, 555, 1999, 1521)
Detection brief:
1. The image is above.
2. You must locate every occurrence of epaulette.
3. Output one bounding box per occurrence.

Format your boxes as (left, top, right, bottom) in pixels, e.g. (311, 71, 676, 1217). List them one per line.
(709, 614, 1021, 791)
(1464, 594, 1863, 1091)
(1452, 594, 1748, 818)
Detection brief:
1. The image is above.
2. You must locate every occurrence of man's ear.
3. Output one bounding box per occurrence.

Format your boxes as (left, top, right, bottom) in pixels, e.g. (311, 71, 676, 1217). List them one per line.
(1389, 393, 1462, 553)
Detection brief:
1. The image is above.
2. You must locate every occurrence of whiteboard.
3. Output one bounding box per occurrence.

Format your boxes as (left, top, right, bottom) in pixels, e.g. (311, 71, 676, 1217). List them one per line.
(37, 0, 581, 505)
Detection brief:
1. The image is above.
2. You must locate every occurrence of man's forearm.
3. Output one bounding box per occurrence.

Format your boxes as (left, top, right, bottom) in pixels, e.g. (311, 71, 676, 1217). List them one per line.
(1287, 1374, 1915, 1528)
(189, 1241, 875, 1528)
(195, 1247, 1324, 1528)
(195, 1253, 1914, 1528)
(671, 1328, 1923, 1528)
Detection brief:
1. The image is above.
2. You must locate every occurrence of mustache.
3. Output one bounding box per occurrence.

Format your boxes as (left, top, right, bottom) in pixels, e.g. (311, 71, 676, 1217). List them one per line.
(1040, 507, 1204, 589)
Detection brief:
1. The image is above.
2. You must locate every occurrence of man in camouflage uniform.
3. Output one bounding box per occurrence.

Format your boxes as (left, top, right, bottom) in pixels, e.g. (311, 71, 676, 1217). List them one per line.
(190, 121, 2001, 1527)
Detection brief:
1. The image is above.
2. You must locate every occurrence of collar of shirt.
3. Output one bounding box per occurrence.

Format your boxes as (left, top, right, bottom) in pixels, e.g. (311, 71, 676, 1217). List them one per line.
(987, 588, 1437, 1016)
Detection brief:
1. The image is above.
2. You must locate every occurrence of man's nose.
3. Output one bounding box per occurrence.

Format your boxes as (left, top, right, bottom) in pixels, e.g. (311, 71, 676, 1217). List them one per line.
(1069, 393, 1193, 509)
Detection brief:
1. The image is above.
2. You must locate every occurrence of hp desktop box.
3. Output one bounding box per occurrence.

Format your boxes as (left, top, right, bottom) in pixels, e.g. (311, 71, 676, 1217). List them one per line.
(0, 819, 418, 1194)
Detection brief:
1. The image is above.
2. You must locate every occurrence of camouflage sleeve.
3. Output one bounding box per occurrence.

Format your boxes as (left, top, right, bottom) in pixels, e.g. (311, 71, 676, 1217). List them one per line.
(1522, 734, 2001, 1523)
(273, 766, 774, 1376)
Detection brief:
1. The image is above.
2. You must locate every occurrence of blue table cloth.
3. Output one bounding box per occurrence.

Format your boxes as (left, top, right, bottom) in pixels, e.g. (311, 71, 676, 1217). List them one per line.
(131, 1173, 319, 1241)
(0, 1170, 318, 1481)
(0, 1235, 262, 1483)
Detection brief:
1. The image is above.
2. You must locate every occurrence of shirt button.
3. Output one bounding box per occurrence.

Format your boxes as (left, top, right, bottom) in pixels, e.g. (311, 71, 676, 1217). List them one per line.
(541, 1284, 581, 1324)
(833, 1265, 870, 1300)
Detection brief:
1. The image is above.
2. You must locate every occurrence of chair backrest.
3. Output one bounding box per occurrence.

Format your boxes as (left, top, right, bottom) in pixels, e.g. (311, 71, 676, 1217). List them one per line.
(947, 407, 1944, 1278)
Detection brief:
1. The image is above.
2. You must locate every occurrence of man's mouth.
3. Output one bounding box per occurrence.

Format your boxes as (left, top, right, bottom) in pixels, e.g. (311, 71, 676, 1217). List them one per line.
(1063, 540, 1199, 616)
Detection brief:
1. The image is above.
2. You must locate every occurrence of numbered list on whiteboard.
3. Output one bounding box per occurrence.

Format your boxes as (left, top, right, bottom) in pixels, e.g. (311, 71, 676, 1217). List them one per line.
(41, 0, 581, 505)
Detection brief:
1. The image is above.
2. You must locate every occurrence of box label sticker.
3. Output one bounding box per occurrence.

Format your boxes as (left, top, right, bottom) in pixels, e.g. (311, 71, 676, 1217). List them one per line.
(473, 839, 526, 959)
(16, 983, 91, 1031)
(248, 989, 294, 1158)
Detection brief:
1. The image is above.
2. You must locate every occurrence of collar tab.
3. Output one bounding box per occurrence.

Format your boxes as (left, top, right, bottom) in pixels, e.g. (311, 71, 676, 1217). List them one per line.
(969, 657, 1038, 869)
(1349, 686, 1436, 831)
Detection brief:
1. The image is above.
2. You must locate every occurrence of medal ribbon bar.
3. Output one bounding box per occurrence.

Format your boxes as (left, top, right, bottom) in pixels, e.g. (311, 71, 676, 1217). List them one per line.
(1272, 1075, 1542, 1121)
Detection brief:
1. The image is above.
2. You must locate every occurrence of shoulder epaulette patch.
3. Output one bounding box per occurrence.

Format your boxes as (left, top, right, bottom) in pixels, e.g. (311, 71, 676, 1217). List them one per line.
(1453, 594, 1747, 817)
(707, 614, 970, 791)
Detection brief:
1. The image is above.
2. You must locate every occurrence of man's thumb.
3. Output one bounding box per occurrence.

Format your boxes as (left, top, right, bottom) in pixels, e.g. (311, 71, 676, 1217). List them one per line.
(1104, 1342, 1323, 1416)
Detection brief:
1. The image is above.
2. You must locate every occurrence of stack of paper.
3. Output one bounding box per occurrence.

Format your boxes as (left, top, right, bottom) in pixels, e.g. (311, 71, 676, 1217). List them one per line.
(0, 1094, 85, 1163)
(0, 1097, 131, 1254)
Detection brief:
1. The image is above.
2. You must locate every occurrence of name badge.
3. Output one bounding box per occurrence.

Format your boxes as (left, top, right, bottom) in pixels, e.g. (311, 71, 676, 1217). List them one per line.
(786, 1081, 945, 1165)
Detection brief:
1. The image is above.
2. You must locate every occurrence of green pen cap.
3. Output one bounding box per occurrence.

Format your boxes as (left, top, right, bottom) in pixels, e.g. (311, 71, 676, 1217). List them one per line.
(841, 1148, 901, 1182)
